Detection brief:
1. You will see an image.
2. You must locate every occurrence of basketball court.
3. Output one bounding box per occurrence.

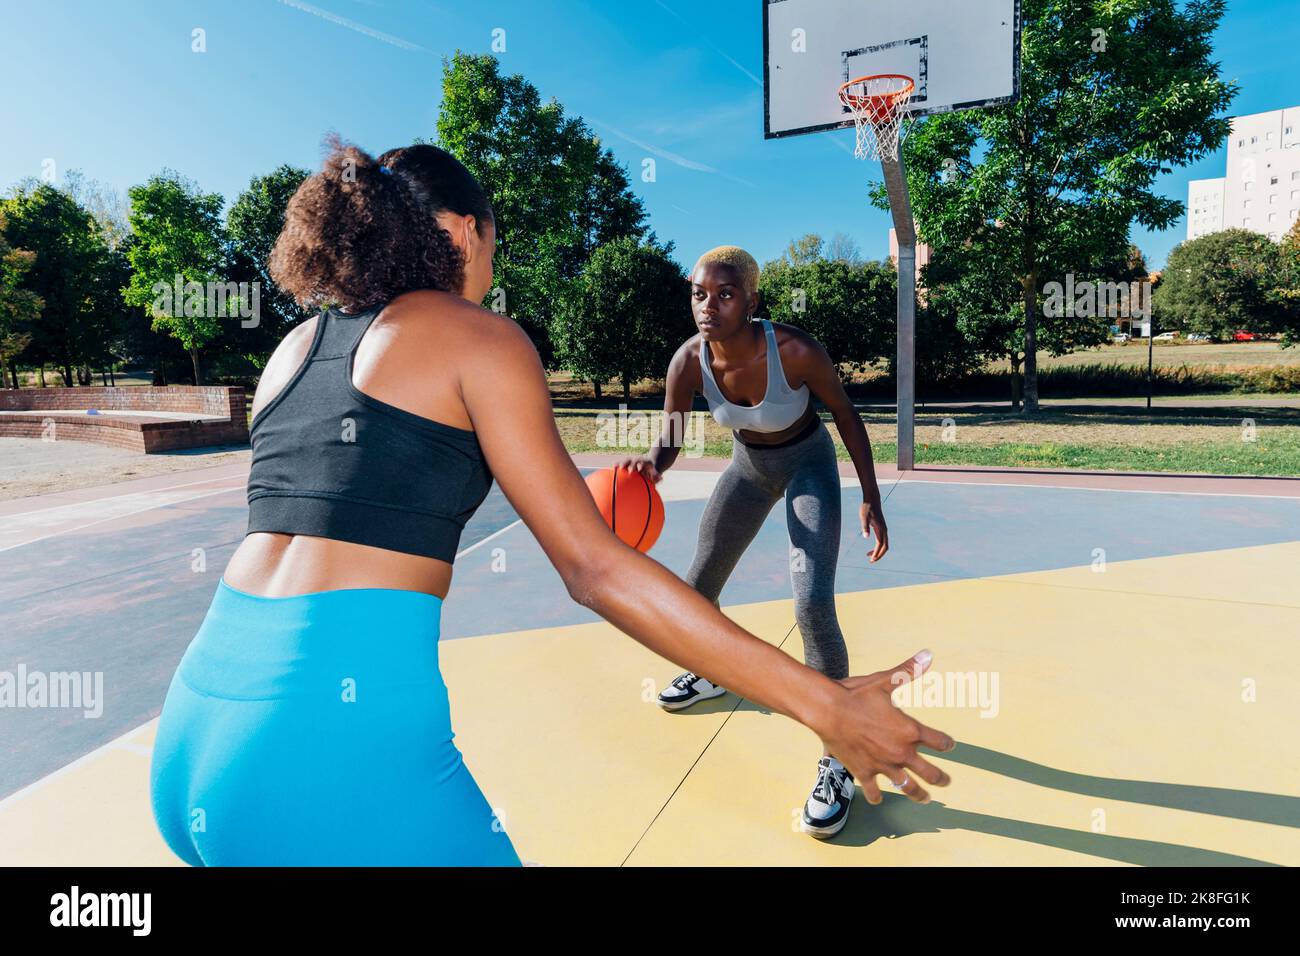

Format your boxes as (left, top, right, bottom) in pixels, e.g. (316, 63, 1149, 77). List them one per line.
(2, 0, 1296, 869)
(1, 451, 1297, 866)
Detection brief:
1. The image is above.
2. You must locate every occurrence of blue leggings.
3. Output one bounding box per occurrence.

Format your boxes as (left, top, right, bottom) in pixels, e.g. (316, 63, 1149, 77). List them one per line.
(149, 580, 521, 866)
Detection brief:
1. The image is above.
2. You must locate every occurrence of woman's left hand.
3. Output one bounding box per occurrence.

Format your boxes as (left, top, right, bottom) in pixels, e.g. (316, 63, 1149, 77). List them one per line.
(860, 501, 889, 562)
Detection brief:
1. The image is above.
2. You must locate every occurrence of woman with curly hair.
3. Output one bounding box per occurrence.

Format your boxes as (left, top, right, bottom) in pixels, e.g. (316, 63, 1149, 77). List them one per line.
(148, 138, 952, 865)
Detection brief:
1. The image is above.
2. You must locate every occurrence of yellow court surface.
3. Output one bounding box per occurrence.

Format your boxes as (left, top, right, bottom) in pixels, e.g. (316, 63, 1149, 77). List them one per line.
(3, 520, 1296, 867)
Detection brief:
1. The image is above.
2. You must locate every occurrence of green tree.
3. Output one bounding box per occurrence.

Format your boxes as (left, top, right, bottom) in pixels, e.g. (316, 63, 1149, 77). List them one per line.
(759, 253, 897, 377)
(778, 234, 825, 267)
(551, 238, 691, 400)
(0, 211, 44, 388)
(875, 0, 1236, 411)
(1153, 229, 1289, 338)
(90, 239, 142, 385)
(112, 230, 193, 385)
(1276, 219, 1300, 344)
(920, 238, 1024, 384)
(0, 183, 112, 386)
(224, 165, 311, 372)
(123, 172, 230, 385)
(436, 52, 649, 365)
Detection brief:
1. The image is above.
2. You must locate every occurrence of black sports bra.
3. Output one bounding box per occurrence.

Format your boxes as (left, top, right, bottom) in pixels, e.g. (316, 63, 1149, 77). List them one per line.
(245, 305, 494, 561)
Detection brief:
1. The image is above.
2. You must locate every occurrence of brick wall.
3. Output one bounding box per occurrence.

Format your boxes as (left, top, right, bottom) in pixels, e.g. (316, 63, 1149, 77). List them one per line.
(0, 386, 249, 453)
(0, 385, 245, 418)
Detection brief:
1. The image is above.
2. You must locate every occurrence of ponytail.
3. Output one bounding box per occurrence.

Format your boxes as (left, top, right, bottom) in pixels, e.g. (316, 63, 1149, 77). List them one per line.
(269, 133, 492, 313)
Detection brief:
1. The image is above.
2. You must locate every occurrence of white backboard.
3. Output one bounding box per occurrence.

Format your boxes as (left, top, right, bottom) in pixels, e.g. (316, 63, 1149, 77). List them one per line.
(764, 0, 1022, 139)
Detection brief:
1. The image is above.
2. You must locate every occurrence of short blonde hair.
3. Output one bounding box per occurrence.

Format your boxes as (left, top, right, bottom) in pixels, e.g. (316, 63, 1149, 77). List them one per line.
(693, 245, 760, 294)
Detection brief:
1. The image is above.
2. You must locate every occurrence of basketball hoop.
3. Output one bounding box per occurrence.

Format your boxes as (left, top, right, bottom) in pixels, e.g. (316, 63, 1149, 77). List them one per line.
(838, 73, 915, 162)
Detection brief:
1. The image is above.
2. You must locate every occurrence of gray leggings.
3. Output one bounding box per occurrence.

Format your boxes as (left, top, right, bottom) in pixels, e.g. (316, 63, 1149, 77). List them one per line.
(685, 419, 848, 680)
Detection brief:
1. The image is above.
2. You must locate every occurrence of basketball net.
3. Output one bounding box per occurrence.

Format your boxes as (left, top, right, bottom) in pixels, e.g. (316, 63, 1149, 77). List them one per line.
(838, 74, 915, 162)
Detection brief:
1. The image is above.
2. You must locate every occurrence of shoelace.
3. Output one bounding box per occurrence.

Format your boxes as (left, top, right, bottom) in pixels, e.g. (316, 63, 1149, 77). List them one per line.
(672, 672, 700, 691)
(812, 762, 845, 805)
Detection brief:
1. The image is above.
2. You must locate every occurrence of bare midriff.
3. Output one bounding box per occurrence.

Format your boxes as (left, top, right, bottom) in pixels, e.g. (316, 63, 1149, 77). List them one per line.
(222, 532, 455, 600)
(733, 402, 820, 446)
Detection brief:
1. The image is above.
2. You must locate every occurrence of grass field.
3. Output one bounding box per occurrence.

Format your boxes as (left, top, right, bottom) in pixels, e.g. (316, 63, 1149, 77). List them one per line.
(991, 341, 1300, 371)
(13, 345, 1299, 478)
(23, 341, 1296, 389)
(547, 342, 1300, 403)
(554, 405, 1300, 477)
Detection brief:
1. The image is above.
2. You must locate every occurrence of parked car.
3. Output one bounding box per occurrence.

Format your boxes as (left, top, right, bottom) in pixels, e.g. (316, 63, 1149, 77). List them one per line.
(1232, 330, 1257, 341)
(1112, 332, 1131, 343)
(1187, 332, 1212, 342)
(1153, 331, 1178, 341)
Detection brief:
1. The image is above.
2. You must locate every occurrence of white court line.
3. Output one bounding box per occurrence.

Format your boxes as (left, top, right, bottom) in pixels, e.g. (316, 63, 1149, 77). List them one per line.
(0, 719, 157, 813)
(660, 466, 1298, 501)
(455, 519, 523, 558)
(0, 469, 249, 521)
(3, 464, 1293, 818)
(892, 474, 1300, 500)
(0, 518, 524, 817)
(0, 484, 245, 553)
(628, 462, 1297, 501)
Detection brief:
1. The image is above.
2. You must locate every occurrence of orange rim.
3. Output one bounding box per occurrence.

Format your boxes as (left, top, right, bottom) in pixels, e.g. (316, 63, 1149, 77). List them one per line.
(838, 73, 915, 124)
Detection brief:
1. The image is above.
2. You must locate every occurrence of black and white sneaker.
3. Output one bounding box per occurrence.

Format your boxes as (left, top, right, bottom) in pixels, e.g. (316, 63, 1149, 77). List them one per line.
(801, 756, 855, 838)
(657, 672, 727, 711)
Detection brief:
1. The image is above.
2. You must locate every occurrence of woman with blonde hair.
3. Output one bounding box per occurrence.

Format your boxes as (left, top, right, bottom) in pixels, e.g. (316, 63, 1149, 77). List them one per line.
(618, 245, 892, 838)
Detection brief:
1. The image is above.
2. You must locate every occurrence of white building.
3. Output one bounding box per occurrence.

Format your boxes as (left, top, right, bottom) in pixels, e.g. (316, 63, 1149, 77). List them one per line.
(1187, 178, 1225, 238)
(1186, 106, 1300, 242)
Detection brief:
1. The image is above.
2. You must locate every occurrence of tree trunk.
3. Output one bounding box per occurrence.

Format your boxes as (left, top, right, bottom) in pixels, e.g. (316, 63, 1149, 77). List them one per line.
(109, 366, 116, 386)
(39, 366, 47, 387)
(593, 381, 603, 400)
(5, 360, 17, 390)
(61, 364, 73, 387)
(622, 376, 631, 401)
(190, 349, 202, 387)
(1022, 268, 1039, 413)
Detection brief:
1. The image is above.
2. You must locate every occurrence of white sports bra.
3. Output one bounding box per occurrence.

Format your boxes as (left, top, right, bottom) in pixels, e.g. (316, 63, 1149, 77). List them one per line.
(698, 319, 811, 433)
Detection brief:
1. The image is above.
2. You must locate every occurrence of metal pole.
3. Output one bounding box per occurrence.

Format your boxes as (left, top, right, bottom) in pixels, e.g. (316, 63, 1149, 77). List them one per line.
(1146, 314, 1154, 411)
(882, 152, 916, 471)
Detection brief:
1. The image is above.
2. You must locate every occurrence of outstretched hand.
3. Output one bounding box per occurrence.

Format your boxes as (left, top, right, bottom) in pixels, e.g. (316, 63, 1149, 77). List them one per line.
(820, 650, 954, 805)
(860, 501, 889, 562)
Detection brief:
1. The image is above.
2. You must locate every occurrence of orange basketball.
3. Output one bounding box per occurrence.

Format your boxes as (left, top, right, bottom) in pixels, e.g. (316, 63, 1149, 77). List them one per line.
(585, 466, 665, 553)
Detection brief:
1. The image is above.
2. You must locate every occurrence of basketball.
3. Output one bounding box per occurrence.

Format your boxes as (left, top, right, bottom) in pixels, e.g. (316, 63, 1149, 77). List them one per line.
(584, 466, 665, 553)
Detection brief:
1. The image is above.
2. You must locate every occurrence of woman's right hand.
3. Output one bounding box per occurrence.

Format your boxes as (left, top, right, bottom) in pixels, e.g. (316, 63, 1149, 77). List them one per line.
(818, 649, 956, 805)
(613, 455, 662, 484)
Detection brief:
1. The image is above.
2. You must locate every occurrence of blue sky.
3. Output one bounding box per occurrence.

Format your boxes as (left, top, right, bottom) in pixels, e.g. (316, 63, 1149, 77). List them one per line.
(2, 0, 1297, 274)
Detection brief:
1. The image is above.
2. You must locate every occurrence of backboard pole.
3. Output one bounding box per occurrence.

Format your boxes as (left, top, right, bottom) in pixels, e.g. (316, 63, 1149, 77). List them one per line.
(881, 152, 916, 472)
